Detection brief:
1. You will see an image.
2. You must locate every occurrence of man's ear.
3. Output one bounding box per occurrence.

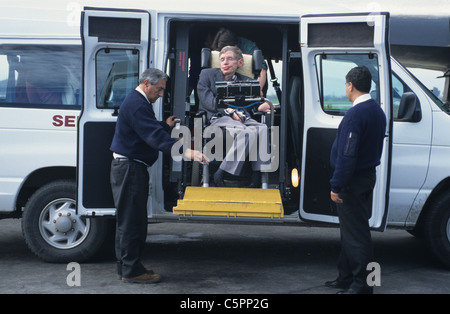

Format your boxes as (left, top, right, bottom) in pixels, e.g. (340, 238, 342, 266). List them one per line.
(347, 82, 354, 92)
(237, 58, 244, 68)
(142, 79, 150, 88)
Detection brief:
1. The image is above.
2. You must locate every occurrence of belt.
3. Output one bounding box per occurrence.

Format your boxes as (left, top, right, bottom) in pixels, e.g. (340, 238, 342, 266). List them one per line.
(113, 153, 150, 167)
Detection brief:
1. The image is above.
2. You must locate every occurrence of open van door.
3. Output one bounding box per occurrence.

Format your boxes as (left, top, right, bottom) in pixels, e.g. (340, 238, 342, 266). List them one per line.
(77, 8, 152, 216)
(299, 13, 392, 230)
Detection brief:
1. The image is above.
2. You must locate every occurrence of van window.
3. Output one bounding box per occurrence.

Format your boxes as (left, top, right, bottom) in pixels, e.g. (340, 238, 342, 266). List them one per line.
(315, 54, 380, 116)
(95, 48, 139, 109)
(0, 46, 81, 108)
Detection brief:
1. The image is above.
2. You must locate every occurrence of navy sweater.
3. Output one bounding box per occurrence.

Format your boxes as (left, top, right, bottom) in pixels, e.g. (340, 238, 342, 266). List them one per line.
(110, 90, 177, 166)
(330, 98, 386, 193)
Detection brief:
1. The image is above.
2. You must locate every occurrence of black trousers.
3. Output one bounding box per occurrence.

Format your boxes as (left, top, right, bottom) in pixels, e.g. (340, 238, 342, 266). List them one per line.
(110, 159, 149, 278)
(336, 173, 376, 293)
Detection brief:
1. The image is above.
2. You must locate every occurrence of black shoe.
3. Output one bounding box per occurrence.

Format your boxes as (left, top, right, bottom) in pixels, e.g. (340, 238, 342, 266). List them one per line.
(248, 171, 261, 188)
(337, 287, 373, 294)
(214, 169, 225, 187)
(324, 279, 352, 290)
(248, 182, 260, 188)
(336, 288, 359, 294)
(337, 286, 374, 294)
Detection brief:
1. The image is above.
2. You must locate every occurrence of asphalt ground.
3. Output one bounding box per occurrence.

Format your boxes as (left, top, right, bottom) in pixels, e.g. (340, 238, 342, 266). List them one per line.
(0, 218, 449, 298)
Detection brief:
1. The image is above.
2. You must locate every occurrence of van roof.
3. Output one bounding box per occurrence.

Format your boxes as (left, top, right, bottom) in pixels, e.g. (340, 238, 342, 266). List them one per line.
(1, 0, 448, 39)
(1, 0, 448, 70)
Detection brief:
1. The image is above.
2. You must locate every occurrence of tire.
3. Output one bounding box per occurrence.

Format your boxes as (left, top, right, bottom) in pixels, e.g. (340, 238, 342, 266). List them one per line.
(22, 180, 113, 263)
(423, 192, 450, 268)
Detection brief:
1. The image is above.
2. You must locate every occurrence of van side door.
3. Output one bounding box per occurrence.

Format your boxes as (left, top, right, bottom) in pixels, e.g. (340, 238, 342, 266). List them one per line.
(77, 8, 152, 216)
(299, 13, 392, 230)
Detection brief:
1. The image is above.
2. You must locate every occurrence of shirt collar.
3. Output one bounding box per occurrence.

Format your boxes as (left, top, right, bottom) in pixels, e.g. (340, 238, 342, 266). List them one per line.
(353, 93, 371, 107)
(135, 86, 151, 104)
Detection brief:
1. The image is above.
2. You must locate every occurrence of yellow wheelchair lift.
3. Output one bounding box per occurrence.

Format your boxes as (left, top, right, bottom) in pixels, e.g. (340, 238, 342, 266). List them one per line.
(173, 187, 284, 219)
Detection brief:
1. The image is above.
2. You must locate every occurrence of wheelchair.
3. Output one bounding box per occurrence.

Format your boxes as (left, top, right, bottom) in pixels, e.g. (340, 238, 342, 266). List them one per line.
(191, 48, 275, 189)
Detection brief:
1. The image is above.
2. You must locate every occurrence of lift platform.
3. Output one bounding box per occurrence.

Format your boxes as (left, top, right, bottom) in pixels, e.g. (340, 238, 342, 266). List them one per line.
(173, 187, 284, 219)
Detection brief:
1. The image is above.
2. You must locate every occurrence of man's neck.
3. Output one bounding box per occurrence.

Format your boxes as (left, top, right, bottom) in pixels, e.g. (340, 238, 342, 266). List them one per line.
(223, 73, 237, 81)
(352, 93, 371, 106)
(136, 86, 150, 104)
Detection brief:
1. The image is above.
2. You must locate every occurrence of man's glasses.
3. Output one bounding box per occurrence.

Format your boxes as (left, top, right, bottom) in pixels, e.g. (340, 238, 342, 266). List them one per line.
(220, 56, 237, 63)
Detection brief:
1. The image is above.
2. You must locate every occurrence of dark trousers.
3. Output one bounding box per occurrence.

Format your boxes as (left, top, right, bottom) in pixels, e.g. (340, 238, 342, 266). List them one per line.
(336, 173, 376, 293)
(110, 159, 149, 278)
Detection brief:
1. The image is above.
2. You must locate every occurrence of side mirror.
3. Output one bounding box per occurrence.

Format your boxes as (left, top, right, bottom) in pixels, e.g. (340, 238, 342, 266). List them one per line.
(397, 92, 421, 122)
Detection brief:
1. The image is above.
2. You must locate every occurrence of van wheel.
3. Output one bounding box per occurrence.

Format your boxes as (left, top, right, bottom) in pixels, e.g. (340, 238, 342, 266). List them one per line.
(22, 180, 113, 263)
(423, 192, 450, 268)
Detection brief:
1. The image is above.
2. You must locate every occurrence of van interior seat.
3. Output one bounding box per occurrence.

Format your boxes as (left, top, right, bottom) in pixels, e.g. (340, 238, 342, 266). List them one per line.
(62, 66, 81, 105)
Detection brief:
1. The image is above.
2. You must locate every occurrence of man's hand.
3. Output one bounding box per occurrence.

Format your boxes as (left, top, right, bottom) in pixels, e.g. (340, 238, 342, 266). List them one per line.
(330, 191, 343, 204)
(165, 115, 177, 128)
(257, 101, 272, 113)
(231, 112, 243, 122)
(184, 148, 210, 164)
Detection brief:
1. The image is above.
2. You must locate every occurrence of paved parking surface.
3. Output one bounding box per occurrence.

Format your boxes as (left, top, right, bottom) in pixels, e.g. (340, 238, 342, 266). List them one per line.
(0, 218, 449, 295)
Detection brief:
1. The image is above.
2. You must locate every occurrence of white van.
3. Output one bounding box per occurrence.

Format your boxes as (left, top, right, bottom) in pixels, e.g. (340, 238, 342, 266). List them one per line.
(0, 4, 117, 261)
(1, 4, 449, 268)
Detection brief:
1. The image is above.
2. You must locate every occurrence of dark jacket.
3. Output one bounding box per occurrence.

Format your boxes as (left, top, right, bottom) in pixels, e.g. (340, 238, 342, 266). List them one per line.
(197, 68, 250, 120)
(330, 98, 386, 193)
(110, 90, 176, 166)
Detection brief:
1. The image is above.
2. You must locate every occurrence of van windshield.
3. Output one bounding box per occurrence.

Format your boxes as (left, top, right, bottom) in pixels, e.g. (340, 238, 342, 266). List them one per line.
(406, 67, 448, 113)
(0, 45, 81, 109)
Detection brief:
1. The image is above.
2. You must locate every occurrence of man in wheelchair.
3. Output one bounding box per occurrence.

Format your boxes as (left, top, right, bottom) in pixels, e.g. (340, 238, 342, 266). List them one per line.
(197, 45, 272, 187)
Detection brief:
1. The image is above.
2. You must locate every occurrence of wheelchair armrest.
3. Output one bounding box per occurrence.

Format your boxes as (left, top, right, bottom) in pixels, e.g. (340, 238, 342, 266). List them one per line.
(251, 110, 263, 116)
(193, 110, 208, 126)
(251, 98, 274, 127)
(194, 110, 207, 118)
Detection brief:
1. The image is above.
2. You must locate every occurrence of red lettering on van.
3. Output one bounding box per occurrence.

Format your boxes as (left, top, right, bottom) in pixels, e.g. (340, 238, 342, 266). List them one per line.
(52, 115, 64, 127)
(65, 115, 76, 127)
(52, 115, 78, 127)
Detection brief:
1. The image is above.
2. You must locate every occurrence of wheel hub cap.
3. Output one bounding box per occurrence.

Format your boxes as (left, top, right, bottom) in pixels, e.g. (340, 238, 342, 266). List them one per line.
(39, 198, 90, 249)
(54, 212, 73, 233)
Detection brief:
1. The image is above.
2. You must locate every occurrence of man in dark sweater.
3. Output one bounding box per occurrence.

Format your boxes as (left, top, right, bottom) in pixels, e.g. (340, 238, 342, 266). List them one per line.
(326, 66, 386, 294)
(110, 68, 207, 284)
